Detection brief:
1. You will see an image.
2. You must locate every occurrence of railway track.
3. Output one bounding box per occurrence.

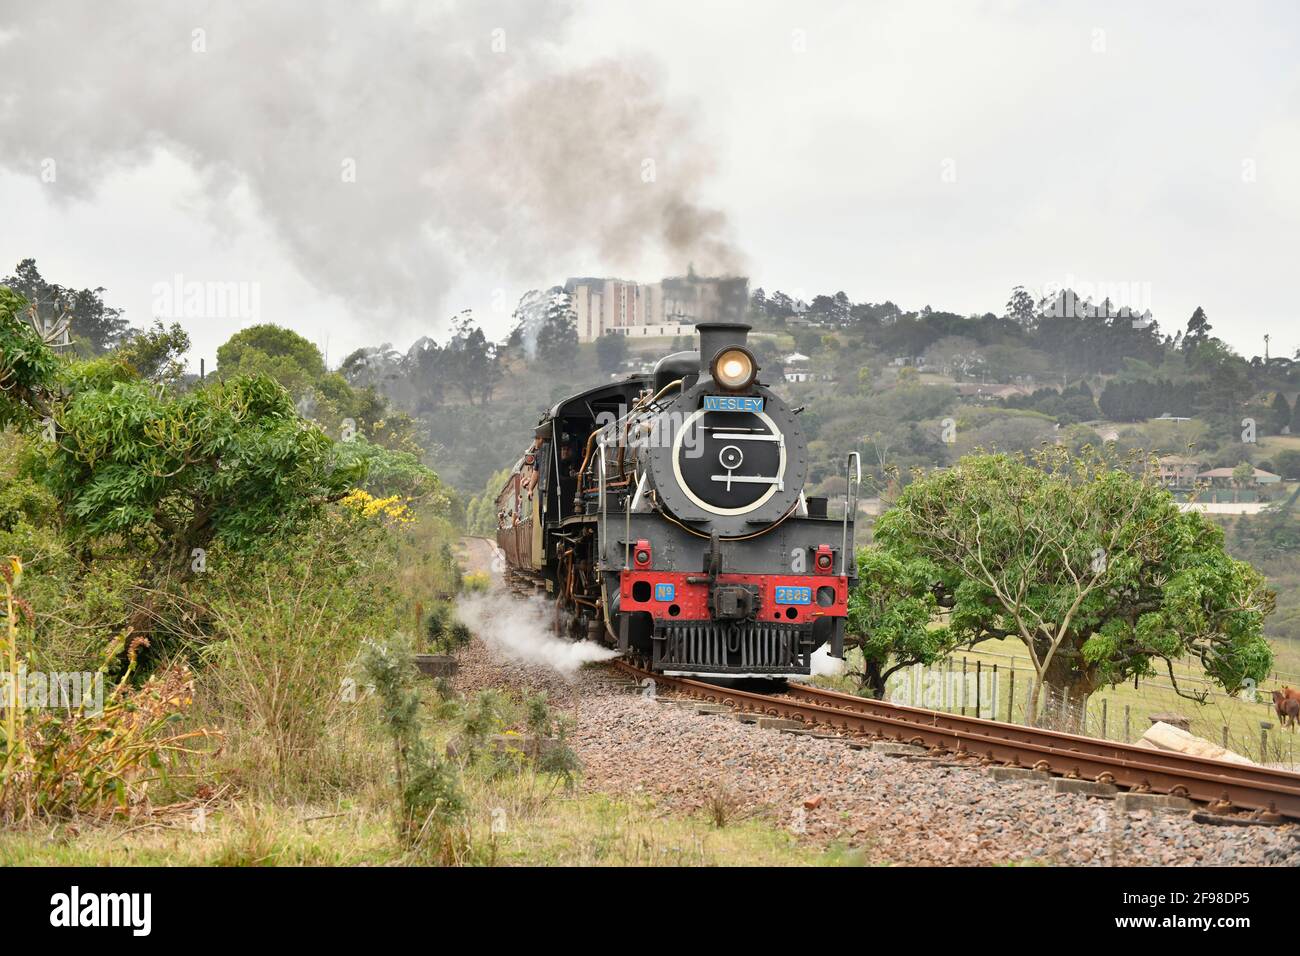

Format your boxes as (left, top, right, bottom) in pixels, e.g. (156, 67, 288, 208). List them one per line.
(614, 662, 1300, 822)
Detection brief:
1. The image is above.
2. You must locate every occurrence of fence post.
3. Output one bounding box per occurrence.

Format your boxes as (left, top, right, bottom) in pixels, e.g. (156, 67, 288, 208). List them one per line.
(961, 657, 968, 716)
(1222, 725, 1229, 750)
(1260, 723, 1271, 764)
(975, 660, 982, 718)
(1124, 705, 1131, 743)
(1007, 668, 1015, 723)
(991, 663, 998, 721)
(1101, 699, 1108, 739)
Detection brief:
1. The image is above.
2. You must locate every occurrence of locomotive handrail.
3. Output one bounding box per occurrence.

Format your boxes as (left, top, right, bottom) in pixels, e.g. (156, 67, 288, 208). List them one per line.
(598, 440, 608, 558)
(624, 467, 635, 570)
(841, 451, 861, 575)
(552, 436, 563, 521)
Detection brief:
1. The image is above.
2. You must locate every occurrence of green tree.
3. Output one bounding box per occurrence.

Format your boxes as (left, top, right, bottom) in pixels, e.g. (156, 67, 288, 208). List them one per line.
(2, 258, 129, 354)
(1004, 285, 1035, 327)
(115, 320, 191, 386)
(960, 415, 1055, 456)
(405, 337, 444, 414)
(845, 548, 956, 698)
(876, 449, 1274, 726)
(335, 435, 445, 506)
(34, 374, 364, 636)
(1184, 306, 1212, 349)
(444, 312, 500, 404)
(1272, 449, 1300, 481)
(216, 324, 326, 393)
(464, 468, 509, 535)
(536, 306, 577, 369)
(595, 332, 628, 374)
(0, 287, 61, 428)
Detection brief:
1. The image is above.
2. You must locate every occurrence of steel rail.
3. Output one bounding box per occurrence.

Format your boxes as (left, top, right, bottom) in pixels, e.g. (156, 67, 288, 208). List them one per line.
(785, 682, 1300, 797)
(614, 663, 1300, 820)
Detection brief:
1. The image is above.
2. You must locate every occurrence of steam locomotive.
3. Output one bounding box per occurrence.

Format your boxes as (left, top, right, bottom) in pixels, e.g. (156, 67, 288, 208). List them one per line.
(494, 321, 858, 678)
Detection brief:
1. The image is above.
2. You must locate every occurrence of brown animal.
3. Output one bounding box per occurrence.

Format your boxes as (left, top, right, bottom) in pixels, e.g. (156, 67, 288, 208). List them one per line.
(1272, 690, 1300, 731)
(1284, 699, 1300, 733)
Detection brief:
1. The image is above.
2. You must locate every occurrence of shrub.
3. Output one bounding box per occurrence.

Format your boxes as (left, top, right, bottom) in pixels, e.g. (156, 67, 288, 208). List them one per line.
(424, 600, 471, 655)
(361, 637, 466, 861)
(522, 692, 581, 787)
(0, 557, 217, 822)
(456, 689, 510, 762)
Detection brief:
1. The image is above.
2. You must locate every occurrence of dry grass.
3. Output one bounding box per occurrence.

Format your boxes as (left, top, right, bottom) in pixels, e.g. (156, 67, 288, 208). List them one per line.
(703, 782, 746, 828)
(0, 770, 839, 867)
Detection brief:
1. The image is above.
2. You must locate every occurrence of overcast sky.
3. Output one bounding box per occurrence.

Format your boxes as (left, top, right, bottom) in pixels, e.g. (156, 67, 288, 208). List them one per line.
(1, 0, 1297, 369)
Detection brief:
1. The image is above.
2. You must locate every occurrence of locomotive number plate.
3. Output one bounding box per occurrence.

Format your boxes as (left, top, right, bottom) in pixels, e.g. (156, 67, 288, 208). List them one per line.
(774, 585, 812, 605)
(654, 583, 676, 601)
(703, 395, 764, 413)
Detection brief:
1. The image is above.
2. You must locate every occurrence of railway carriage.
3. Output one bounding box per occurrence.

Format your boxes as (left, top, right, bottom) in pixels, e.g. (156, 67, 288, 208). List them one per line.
(496, 321, 857, 678)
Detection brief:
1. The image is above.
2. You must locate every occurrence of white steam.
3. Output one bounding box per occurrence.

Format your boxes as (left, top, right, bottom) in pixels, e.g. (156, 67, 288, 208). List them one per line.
(455, 589, 619, 677)
(810, 645, 847, 678)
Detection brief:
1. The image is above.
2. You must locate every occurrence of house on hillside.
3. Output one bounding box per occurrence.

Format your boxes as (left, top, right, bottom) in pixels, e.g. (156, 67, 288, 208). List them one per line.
(1156, 455, 1201, 488)
(1195, 466, 1281, 487)
(784, 352, 813, 383)
(953, 383, 1034, 402)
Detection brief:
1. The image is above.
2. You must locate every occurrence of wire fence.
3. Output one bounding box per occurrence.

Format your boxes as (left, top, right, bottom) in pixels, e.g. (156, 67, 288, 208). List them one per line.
(883, 658, 1300, 770)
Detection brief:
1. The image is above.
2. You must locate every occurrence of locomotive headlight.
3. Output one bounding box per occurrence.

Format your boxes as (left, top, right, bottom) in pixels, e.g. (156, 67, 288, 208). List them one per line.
(711, 347, 757, 391)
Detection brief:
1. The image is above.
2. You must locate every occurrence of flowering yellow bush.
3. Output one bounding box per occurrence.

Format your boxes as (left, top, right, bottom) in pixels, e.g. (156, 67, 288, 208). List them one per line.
(340, 489, 415, 525)
(462, 571, 491, 592)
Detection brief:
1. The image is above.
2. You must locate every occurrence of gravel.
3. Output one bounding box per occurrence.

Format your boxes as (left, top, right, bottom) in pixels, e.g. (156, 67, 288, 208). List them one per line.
(451, 636, 1300, 866)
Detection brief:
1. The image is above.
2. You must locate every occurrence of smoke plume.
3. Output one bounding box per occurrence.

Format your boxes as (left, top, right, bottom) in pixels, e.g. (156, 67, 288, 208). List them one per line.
(0, 1, 741, 334)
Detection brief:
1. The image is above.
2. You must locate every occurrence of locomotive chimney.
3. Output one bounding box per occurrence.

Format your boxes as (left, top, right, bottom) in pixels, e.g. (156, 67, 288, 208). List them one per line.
(695, 322, 751, 375)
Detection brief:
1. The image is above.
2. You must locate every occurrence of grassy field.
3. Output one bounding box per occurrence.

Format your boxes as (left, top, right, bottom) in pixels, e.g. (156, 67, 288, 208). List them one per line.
(820, 636, 1300, 768)
(1259, 434, 1300, 454)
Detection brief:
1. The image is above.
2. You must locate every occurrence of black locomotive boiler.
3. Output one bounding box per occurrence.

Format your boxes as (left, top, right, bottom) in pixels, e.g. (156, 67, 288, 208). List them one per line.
(495, 321, 859, 678)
